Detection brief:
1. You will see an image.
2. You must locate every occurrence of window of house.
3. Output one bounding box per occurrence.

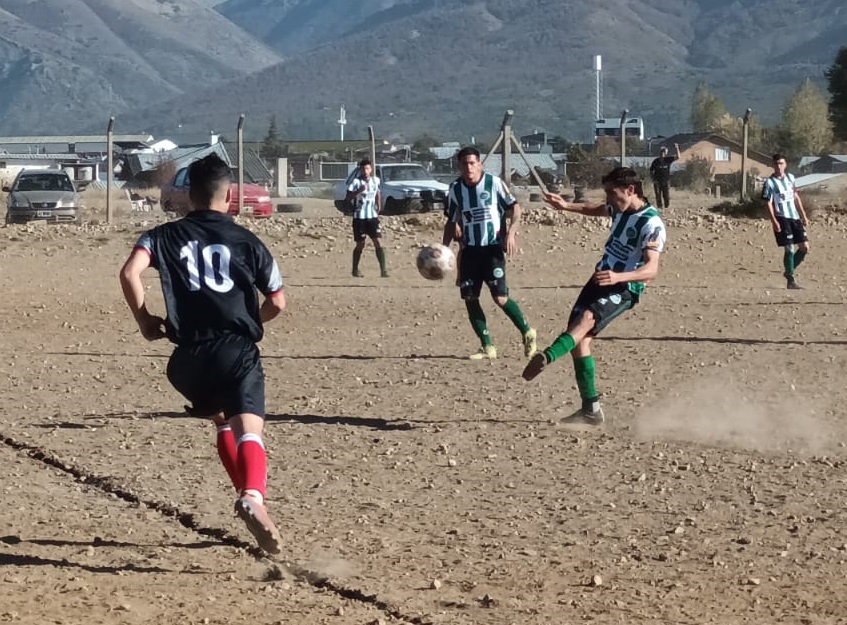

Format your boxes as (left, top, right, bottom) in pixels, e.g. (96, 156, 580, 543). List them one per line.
(715, 147, 731, 162)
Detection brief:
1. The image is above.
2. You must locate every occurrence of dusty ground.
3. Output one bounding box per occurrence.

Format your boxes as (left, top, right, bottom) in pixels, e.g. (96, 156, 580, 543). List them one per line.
(1, 188, 847, 625)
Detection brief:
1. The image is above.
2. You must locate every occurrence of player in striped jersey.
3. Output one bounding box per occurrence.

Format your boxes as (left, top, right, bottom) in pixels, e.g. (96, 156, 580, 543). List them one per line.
(762, 153, 809, 289)
(347, 158, 388, 277)
(522, 167, 666, 425)
(442, 146, 536, 360)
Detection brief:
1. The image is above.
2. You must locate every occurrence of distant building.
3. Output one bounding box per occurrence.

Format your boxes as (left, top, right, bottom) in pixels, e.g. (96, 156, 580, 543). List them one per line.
(656, 133, 771, 178)
(797, 154, 847, 174)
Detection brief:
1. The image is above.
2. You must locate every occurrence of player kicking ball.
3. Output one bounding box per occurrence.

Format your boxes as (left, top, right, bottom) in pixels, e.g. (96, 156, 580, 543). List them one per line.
(522, 167, 666, 424)
(119, 154, 286, 554)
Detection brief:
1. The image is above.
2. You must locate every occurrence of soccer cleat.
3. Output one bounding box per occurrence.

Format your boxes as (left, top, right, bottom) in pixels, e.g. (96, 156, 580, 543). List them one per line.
(521, 352, 547, 380)
(522, 328, 538, 357)
(469, 345, 497, 360)
(561, 405, 605, 426)
(380, 270, 389, 278)
(234, 495, 282, 555)
(786, 276, 802, 290)
(352, 269, 364, 278)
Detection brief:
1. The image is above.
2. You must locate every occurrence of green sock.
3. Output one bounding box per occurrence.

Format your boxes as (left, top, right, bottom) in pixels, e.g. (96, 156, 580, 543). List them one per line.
(574, 355, 598, 401)
(783, 248, 795, 277)
(794, 249, 806, 270)
(543, 332, 575, 363)
(501, 299, 530, 334)
(465, 300, 492, 346)
(376, 247, 387, 273)
(352, 248, 363, 273)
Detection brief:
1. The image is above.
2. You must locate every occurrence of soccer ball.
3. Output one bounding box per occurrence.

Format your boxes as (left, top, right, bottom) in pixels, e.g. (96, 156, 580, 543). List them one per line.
(416, 244, 455, 280)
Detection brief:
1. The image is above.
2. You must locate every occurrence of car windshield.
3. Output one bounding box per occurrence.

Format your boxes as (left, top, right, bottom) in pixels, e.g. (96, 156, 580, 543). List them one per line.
(381, 166, 432, 182)
(14, 174, 74, 192)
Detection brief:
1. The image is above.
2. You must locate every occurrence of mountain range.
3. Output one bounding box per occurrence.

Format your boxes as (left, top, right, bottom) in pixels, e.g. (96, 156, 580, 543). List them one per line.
(0, 0, 844, 143)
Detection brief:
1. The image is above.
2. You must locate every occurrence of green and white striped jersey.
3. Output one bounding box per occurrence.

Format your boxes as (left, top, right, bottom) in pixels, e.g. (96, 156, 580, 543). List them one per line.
(761, 174, 800, 219)
(598, 203, 666, 297)
(446, 173, 516, 247)
(348, 176, 381, 219)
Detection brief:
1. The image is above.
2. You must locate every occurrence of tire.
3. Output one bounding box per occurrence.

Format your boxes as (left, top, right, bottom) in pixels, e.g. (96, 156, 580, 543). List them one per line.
(383, 197, 400, 215)
(277, 203, 303, 213)
(334, 200, 354, 215)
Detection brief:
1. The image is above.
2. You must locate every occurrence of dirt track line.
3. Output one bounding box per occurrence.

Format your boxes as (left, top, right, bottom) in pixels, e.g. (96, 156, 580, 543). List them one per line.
(1, 433, 435, 625)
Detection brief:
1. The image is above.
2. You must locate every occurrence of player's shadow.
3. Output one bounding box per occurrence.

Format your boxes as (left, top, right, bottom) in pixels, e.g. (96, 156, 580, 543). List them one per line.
(603, 335, 847, 346)
(0, 552, 175, 574)
(0, 535, 219, 550)
(265, 413, 417, 431)
(264, 353, 466, 361)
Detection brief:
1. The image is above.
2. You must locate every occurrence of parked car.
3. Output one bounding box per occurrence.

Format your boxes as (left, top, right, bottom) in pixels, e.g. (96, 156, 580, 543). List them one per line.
(334, 163, 449, 215)
(160, 166, 273, 218)
(3, 169, 79, 224)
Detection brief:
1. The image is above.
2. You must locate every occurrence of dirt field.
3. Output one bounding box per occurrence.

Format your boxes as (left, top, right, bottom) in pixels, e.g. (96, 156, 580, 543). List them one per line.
(1, 190, 846, 625)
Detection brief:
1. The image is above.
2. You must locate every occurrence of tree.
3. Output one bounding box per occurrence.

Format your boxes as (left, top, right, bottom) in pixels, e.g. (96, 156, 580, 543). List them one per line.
(779, 79, 833, 157)
(825, 46, 847, 141)
(690, 83, 727, 133)
(260, 115, 286, 160)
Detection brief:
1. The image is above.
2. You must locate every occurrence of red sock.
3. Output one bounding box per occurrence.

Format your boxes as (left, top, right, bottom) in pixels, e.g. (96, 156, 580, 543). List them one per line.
(237, 434, 267, 498)
(216, 425, 242, 491)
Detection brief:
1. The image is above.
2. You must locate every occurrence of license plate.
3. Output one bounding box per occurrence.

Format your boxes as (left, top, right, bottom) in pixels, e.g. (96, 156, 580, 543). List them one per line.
(242, 205, 253, 214)
(36, 210, 51, 218)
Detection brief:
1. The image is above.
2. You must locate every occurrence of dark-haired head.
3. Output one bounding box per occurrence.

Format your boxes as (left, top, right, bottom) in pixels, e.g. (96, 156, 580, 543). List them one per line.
(456, 146, 481, 162)
(772, 153, 786, 163)
(358, 157, 372, 167)
(601, 167, 645, 199)
(188, 154, 232, 210)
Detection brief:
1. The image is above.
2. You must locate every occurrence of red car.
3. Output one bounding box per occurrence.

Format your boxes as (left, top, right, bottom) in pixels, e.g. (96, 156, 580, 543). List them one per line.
(160, 166, 273, 218)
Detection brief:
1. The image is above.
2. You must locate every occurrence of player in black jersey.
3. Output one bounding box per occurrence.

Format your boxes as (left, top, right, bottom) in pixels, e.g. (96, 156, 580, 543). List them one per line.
(119, 154, 287, 554)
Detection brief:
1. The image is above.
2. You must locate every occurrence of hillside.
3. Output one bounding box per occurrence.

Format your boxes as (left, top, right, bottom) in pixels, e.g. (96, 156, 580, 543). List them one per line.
(1, 0, 844, 140)
(118, 0, 846, 141)
(0, 0, 282, 135)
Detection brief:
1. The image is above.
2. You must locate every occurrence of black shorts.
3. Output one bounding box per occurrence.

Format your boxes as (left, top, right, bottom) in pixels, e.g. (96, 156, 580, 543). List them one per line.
(459, 245, 508, 300)
(774, 217, 807, 247)
(353, 218, 381, 241)
(166, 334, 265, 419)
(568, 280, 636, 336)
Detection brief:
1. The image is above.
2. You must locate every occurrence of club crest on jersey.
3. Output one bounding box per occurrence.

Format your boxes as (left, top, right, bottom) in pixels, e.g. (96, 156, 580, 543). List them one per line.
(626, 227, 637, 239)
(479, 191, 491, 202)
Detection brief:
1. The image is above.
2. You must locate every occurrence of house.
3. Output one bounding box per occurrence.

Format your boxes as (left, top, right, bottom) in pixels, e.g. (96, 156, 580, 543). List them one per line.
(656, 133, 772, 178)
(797, 154, 847, 174)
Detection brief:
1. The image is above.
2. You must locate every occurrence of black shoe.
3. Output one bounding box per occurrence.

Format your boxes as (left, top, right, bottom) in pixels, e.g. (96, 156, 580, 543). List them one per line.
(352, 269, 363, 277)
(787, 276, 802, 290)
(380, 271, 389, 278)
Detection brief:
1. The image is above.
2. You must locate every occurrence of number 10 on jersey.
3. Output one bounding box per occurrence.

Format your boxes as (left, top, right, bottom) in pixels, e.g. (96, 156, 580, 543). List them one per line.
(180, 241, 235, 293)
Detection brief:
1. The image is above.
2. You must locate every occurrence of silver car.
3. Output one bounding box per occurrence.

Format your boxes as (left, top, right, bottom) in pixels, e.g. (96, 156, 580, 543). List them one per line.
(3, 170, 79, 224)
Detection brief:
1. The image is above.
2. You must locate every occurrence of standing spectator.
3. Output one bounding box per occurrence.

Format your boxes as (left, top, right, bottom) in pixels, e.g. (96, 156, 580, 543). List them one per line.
(762, 153, 809, 289)
(649, 143, 681, 208)
(442, 146, 537, 360)
(347, 158, 388, 277)
(119, 154, 286, 554)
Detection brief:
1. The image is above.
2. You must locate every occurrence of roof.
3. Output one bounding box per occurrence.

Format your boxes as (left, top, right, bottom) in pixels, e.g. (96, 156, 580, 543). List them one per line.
(0, 134, 154, 144)
(0, 153, 100, 162)
(125, 142, 271, 184)
(429, 146, 459, 160)
(481, 153, 558, 177)
(798, 156, 821, 169)
(794, 172, 847, 188)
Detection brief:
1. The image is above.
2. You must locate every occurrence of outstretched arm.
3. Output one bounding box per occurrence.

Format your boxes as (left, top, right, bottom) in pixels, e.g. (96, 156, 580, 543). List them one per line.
(543, 192, 608, 217)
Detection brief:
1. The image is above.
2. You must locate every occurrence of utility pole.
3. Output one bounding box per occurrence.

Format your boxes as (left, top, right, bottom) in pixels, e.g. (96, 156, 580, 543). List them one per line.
(237, 114, 245, 215)
(501, 110, 513, 184)
(106, 116, 115, 224)
(741, 108, 752, 201)
(619, 109, 629, 168)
